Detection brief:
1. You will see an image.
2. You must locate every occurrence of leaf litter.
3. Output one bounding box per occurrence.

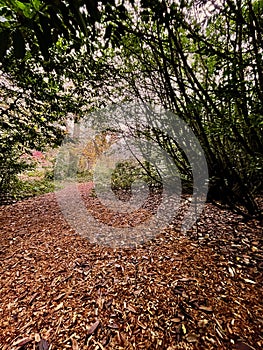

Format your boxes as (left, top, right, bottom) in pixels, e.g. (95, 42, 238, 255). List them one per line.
(0, 183, 262, 349)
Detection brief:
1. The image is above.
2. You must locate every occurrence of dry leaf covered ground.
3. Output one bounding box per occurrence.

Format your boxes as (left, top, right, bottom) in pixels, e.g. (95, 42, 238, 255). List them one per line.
(0, 184, 262, 350)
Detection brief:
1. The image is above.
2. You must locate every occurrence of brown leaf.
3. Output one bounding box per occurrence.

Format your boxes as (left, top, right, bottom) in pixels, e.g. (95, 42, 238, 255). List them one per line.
(243, 278, 256, 284)
(133, 289, 143, 296)
(234, 341, 253, 350)
(137, 320, 147, 329)
(105, 298, 113, 307)
(71, 338, 79, 350)
(177, 277, 197, 282)
(29, 292, 38, 305)
(127, 304, 137, 313)
(173, 286, 185, 295)
(97, 296, 105, 309)
(54, 292, 66, 301)
(37, 339, 49, 350)
(107, 322, 119, 329)
(116, 331, 127, 346)
(228, 266, 235, 277)
(87, 320, 100, 335)
(186, 333, 199, 343)
(13, 337, 32, 347)
(199, 305, 213, 313)
(54, 302, 64, 311)
(198, 319, 209, 327)
(35, 333, 41, 342)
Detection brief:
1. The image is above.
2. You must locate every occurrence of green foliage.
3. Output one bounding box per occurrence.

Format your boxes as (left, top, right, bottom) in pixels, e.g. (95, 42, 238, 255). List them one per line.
(11, 177, 55, 201)
(111, 161, 140, 191)
(0, 0, 262, 218)
(92, 0, 262, 217)
(0, 150, 31, 203)
(0, 68, 68, 201)
(111, 160, 161, 192)
(0, 157, 56, 204)
(0, 0, 130, 61)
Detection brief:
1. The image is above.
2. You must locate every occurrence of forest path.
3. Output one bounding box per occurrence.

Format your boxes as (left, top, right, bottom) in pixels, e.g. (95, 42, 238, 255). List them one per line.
(0, 185, 262, 350)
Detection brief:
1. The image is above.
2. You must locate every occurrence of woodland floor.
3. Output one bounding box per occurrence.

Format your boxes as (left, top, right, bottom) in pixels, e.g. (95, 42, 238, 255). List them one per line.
(0, 183, 262, 350)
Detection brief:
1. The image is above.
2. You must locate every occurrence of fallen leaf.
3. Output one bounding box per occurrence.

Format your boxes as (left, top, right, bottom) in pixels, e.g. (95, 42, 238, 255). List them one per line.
(13, 337, 32, 347)
(198, 319, 209, 327)
(29, 292, 38, 305)
(173, 286, 184, 295)
(243, 278, 256, 284)
(71, 337, 79, 350)
(107, 322, 119, 329)
(54, 292, 66, 301)
(54, 302, 64, 311)
(234, 341, 253, 350)
(228, 266, 235, 277)
(127, 304, 137, 313)
(186, 333, 199, 343)
(37, 339, 49, 350)
(137, 320, 147, 329)
(35, 333, 41, 342)
(105, 298, 113, 307)
(199, 305, 213, 313)
(87, 320, 100, 335)
(133, 289, 143, 296)
(177, 277, 197, 282)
